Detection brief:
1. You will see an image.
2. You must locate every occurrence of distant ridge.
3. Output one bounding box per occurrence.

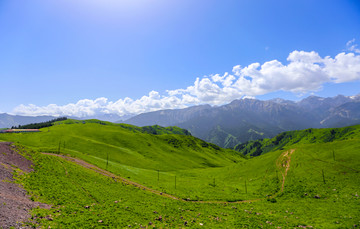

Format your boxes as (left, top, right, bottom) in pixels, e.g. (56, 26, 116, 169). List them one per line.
(234, 124, 360, 156)
(0, 113, 132, 129)
(0, 113, 55, 128)
(3, 94, 359, 147)
(124, 94, 360, 148)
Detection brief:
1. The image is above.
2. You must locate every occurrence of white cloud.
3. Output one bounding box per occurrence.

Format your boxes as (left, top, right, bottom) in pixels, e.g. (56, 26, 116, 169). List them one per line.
(13, 49, 360, 117)
(324, 52, 360, 83)
(243, 95, 256, 100)
(346, 39, 360, 54)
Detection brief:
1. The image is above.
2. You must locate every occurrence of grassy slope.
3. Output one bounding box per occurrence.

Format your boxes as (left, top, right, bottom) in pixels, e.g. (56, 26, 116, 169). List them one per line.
(2, 123, 360, 227)
(12, 133, 360, 228)
(0, 120, 247, 201)
(57, 119, 193, 136)
(0, 120, 241, 171)
(13, 150, 301, 228)
(234, 125, 360, 156)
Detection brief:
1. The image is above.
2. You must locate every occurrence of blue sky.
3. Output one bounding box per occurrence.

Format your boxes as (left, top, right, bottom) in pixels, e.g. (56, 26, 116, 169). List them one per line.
(1, 0, 360, 117)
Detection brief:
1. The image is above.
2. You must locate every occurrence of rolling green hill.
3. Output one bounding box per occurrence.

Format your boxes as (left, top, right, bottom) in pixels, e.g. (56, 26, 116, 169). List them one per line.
(1, 122, 360, 228)
(234, 125, 360, 156)
(0, 119, 241, 172)
(0, 119, 246, 201)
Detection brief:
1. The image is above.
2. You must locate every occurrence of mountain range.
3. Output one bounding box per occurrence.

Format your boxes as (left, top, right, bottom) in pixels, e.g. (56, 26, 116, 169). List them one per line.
(0, 113, 55, 129)
(2, 94, 359, 148)
(124, 94, 360, 148)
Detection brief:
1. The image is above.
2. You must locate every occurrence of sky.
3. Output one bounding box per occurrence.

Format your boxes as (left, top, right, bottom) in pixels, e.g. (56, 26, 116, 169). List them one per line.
(1, 0, 360, 117)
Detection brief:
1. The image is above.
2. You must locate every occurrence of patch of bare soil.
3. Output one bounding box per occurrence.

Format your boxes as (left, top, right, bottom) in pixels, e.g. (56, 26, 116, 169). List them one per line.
(276, 149, 295, 192)
(0, 142, 50, 229)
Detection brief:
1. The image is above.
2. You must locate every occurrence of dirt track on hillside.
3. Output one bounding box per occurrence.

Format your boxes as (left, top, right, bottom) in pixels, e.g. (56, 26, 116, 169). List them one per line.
(43, 153, 182, 201)
(44, 149, 295, 204)
(277, 149, 295, 192)
(0, 142, 50, 229)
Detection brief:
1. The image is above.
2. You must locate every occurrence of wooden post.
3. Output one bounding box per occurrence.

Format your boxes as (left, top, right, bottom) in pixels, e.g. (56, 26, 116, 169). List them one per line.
(322, 169, 326, 184)
(106, 152, 109, 170)
(213, 178, 216, 187)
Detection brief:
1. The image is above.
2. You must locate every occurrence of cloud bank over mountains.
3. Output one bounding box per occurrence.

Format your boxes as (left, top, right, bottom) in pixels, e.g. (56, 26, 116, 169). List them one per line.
(14, 48, 360, 118)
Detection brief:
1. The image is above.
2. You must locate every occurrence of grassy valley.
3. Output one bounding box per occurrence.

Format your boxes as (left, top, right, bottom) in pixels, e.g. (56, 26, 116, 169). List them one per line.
(0, 121, 359, 228)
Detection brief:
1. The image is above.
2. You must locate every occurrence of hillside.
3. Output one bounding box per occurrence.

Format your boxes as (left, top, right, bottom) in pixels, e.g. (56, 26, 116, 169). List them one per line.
(1, 123, 359, 228)
(234, 125, 360, 156)
(55, 119, 192, 136)
(0, 119, 242, 172)
(124, 94, 360, 148)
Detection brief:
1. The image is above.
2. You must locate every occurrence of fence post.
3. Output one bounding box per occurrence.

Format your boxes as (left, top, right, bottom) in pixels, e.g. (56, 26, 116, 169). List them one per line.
(106, 152, 109, 170)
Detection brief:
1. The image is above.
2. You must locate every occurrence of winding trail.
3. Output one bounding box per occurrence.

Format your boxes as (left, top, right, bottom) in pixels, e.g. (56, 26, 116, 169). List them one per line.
(276, 149, 295, 192)
(43, 149, 295, 204)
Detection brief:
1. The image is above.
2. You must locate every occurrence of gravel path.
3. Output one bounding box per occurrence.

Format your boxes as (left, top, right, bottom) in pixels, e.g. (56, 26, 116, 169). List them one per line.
(0, 142, 50, 229)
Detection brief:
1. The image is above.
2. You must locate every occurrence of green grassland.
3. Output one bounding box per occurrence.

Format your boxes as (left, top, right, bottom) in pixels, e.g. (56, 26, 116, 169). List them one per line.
(0, 120, 247, 201)
(234, 125, 360, 156)
(1, 121, 360, 228)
